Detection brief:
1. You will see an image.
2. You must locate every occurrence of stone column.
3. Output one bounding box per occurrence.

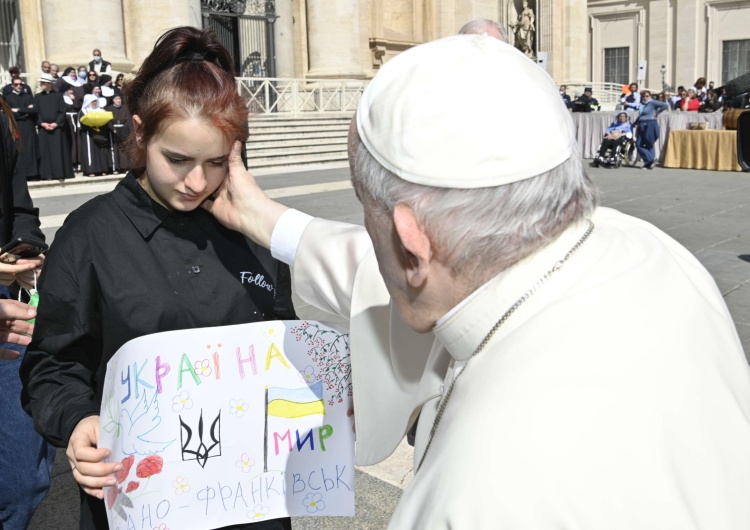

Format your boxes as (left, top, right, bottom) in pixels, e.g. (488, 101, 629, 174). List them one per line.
(563, 0, 588, 82)
(40, 0, 133, 74)
(673, 0, 700, 90)
(18, 0, 45, 80)
(123, 0, 201, 73)
(306, 0, 366, 78)
(274, 0, 295, 78)
(647, 0, 671, 90)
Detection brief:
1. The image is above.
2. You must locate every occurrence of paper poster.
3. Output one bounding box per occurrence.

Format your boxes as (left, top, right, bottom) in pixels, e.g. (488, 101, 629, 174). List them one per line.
(98, 320, 354, 530)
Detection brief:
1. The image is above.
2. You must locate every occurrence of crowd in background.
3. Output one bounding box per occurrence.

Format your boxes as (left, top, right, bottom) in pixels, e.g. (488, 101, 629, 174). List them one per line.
(0, 49, 133, 181)
(619, 77, 733, 113)
(559, 75, 746, 114)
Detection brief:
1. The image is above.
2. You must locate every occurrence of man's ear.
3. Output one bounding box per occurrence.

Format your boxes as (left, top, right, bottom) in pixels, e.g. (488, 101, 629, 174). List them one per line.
(393, 203, 432, 288)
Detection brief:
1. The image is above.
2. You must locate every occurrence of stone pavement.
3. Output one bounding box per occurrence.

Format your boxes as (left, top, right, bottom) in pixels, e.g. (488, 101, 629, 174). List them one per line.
(27, 161, 750, 529)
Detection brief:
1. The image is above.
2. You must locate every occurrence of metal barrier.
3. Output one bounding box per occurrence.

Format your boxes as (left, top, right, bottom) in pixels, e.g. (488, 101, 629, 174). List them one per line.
(237, 77, 368, 115)
(237, 78, 662, 115)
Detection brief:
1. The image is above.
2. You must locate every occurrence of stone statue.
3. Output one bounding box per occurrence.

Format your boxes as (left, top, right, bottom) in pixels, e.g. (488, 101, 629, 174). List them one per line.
(511, 0, 536, 58)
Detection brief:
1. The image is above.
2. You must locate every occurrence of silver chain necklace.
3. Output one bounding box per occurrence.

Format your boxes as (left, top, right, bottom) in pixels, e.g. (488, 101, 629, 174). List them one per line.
(416, 221, 595, 473)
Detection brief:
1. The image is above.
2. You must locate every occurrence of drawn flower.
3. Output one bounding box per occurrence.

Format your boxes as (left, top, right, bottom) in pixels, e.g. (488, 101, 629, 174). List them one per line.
(229, 398, 249, 418)
(236, 453, 255, 473)
(136, 455, 163, 478)
(261, 325, 280, 341)
(115, 455, 134, 484)
(194, 359, 212, 377)
(298, 365, 316, 384)
(153, 524, 169, 530)
(106, 485, 121, 509)
(125, 480, 140, 493)
(248, 504, 270, 520)
(173, 476, 191, 496)
(303, 492, 326, 513)
(172, 390, 193, 413)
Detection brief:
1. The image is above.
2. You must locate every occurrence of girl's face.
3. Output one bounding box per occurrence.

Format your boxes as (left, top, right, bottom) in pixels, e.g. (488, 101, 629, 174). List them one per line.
(139, 117, 231, 212)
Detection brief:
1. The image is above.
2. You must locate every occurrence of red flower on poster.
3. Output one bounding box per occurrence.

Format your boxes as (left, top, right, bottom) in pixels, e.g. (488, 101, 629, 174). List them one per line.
(116, 455, 135, 484)
(136, 455, 164, 478)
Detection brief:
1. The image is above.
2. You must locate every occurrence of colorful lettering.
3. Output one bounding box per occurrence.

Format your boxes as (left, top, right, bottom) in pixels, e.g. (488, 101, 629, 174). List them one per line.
(154, 356, 170, 394)
(265, 343, 290, 370)
(177, 353, 201, 389)
(236, 346, 257, 379)
(318, 424, 334, 452)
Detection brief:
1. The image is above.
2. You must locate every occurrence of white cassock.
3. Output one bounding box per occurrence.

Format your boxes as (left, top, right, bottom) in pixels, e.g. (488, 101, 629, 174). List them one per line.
(271, 206, 750, 529)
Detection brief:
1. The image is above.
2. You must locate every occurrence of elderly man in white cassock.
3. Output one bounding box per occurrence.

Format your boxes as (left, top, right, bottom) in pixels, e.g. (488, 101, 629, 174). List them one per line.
(207, 36, 750, 529)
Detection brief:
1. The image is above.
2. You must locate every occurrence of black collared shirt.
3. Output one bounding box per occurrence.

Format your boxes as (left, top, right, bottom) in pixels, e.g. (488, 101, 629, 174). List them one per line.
(21, 173, 296, 449)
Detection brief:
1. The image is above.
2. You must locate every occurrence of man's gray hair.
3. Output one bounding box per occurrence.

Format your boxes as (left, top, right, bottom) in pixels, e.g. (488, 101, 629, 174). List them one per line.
(458, 19, 509, 43)
(352, 138, 597, 279)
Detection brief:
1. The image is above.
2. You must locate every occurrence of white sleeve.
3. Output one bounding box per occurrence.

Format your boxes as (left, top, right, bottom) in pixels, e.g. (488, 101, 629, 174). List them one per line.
(269, 209, 314, 265)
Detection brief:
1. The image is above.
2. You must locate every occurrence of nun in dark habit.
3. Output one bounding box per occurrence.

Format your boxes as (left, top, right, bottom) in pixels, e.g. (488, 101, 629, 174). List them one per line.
(63, 87, 82, 170)
(78, 94, 112, 176)
(105, 93, 131, 173)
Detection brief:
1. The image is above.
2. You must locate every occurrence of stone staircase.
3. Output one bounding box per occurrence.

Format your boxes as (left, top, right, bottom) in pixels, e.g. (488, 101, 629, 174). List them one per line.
(247, 113, 353, 170)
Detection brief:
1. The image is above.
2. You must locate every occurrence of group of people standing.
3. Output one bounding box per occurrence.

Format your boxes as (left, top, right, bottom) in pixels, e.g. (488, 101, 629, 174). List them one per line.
(0, 49, 133, 181)
(621, 78, 727, 113)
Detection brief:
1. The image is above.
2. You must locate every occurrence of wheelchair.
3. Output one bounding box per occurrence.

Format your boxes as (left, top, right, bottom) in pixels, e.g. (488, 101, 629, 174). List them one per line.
(593, 134, 638, 168)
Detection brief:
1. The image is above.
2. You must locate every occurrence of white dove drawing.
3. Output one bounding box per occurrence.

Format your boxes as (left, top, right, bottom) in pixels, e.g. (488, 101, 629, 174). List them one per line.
(119, 390, 174, 455)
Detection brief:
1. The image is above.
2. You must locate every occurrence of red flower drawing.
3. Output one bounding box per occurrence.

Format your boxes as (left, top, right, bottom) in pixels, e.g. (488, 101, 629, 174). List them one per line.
(136, 455, 164, 478)
(115, 455, 135, 484)
(126, 481, 140, 493)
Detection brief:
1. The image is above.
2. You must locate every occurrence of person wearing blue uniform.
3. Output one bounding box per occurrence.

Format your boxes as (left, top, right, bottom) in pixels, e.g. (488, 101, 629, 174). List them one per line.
(635, 90, 669, 170)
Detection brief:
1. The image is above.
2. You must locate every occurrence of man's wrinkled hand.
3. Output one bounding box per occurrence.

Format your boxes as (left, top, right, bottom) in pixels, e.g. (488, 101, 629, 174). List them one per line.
(202, 140, 288, 248)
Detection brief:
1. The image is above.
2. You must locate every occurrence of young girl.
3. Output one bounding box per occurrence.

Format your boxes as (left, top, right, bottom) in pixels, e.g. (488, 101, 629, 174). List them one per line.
(21, 27, 295, 530)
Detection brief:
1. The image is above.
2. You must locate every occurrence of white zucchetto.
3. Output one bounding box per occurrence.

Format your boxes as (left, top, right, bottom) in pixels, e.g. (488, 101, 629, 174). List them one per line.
(357, 35, 576, 188)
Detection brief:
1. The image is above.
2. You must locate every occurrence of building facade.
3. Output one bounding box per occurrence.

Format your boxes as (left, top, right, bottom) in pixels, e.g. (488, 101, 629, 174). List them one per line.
(1, 0, 748, 89)
(588, 0, 750, 91)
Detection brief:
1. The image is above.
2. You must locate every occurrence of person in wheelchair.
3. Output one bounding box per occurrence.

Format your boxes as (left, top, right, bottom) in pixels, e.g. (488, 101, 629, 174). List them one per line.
(594, 112, 634, 167)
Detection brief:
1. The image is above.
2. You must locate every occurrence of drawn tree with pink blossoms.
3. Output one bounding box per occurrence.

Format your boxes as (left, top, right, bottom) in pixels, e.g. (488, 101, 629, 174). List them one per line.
(291, 322, 351, 406)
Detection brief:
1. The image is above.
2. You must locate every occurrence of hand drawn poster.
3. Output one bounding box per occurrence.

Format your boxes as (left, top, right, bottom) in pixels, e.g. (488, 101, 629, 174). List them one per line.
(98, 320, 354, 530)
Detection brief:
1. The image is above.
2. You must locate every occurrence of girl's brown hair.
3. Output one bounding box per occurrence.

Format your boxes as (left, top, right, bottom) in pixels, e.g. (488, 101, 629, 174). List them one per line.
(123, 26, 248, 169)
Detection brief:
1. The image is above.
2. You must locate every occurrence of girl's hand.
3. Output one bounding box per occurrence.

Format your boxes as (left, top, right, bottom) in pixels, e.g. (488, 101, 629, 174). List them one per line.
(67, 416, 123, 499)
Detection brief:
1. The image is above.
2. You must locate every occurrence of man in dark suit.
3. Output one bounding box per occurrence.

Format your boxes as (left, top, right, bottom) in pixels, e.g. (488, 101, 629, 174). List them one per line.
(1, 66, 31, 98)
(88, 48, 112, 74)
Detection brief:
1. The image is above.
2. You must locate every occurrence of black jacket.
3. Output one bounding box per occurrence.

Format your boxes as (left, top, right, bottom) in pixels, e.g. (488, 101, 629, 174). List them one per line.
(0, 110, 44, 245)
(21, 173, 296, 446)
(88, 59, 112, 73)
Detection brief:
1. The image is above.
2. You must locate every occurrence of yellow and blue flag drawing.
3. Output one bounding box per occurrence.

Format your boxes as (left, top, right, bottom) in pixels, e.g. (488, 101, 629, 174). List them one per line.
(266, 381, 326, 418)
